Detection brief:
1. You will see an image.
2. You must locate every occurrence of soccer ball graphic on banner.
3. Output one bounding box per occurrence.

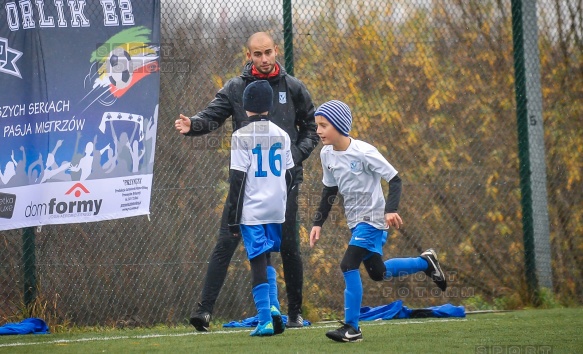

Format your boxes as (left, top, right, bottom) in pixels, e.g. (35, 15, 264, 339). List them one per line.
(107, 47, 133, 89)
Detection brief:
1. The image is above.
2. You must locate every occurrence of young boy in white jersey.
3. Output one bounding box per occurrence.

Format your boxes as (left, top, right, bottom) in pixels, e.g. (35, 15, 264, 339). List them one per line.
(228, 80, 295, 336)
(309, 100, 447, 343)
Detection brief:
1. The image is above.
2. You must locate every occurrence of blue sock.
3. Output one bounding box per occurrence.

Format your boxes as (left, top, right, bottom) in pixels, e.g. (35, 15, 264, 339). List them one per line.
(384, 257, 429, 278)
(252, 283, 271, 325)
(267, 266, 280, 311)
(343, 269, 362, 330)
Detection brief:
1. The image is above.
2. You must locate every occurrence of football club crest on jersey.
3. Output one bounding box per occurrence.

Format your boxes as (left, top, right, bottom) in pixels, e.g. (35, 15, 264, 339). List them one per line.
(279, 92, 287, 104)
(350, 160, 363, 172)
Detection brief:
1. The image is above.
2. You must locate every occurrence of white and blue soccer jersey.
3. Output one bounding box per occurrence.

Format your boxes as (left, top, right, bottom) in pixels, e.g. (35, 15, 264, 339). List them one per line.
(320, 138, 398, 230)
(230, 120, 295, 225)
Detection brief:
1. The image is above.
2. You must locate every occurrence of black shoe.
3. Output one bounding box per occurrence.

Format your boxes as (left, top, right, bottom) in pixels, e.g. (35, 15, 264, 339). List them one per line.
(325, 321, 363, 342)
(271, 306, 285, 335)
(285, 314, 304, 328)
(420, 248, 447, 291)
(189, 303, 211, 332)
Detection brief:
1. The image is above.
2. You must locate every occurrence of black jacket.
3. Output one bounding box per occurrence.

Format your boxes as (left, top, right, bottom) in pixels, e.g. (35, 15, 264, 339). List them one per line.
(185, 61, 318, 183)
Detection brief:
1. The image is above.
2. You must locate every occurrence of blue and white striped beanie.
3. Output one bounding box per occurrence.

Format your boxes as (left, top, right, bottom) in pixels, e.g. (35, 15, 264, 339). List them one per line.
(315, 100, 352, 136)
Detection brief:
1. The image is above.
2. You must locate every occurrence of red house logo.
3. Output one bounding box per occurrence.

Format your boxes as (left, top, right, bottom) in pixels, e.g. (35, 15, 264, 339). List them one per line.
(65, 183, 90, 198)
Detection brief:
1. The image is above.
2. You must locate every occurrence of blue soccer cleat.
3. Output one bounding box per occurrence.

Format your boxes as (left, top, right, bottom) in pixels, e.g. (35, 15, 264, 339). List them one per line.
(250, 321, 274, 336)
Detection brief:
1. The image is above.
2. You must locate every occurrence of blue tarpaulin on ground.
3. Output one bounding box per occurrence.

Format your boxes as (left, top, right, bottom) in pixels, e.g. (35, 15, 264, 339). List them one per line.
(223, 314, 312, 328)
(0, 318, 49, 335)
(223, 300, 465, 327)
(358, 300, 466, 321)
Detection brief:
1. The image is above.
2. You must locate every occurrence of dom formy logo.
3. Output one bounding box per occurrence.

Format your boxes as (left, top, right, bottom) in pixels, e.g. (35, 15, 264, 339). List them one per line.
(25, 183, 103, 217)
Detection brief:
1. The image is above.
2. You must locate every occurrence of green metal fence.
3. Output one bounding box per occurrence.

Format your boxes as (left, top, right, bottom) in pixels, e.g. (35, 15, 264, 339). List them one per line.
(1, 0, 581, 327)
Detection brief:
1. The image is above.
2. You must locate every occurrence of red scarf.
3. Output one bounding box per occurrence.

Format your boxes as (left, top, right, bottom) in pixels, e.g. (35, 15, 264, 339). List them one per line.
(251, 63, 280, 79)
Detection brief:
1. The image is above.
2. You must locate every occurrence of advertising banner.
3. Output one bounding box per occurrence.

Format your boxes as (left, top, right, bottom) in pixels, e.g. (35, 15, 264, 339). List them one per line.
(0, 1, 160, 231)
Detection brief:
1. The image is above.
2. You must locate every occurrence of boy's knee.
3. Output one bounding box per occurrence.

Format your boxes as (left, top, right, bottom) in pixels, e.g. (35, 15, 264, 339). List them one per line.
(340, 258, 358, 273)
(340, 248, 365, 272)
(368, 272, 384, 282)
(365, 265, 385, 281)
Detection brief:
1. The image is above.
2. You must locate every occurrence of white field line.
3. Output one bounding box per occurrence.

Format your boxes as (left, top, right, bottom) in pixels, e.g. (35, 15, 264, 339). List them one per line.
(0, 318, 467, 348)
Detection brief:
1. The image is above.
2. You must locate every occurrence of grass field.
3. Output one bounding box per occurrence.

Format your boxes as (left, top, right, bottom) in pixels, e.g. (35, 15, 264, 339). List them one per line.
(0, 308, 581, 353)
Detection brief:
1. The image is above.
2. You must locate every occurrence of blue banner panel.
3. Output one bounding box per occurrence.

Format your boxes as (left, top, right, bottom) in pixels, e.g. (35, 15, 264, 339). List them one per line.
(0, 0, 160, 231)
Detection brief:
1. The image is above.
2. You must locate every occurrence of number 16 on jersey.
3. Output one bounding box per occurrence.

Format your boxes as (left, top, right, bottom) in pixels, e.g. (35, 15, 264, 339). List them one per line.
(252, 142, 283, 177)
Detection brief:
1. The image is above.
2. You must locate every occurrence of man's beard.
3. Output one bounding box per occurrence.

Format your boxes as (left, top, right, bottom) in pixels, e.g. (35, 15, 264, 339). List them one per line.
(257, 64, 274, 74)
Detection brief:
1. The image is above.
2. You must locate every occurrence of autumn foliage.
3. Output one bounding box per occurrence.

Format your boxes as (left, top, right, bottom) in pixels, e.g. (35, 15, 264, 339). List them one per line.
(1, 0, 580, 326)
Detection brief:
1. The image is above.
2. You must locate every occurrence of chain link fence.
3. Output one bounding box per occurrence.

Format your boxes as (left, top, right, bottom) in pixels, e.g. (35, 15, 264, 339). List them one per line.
(1, 0, 581, 327)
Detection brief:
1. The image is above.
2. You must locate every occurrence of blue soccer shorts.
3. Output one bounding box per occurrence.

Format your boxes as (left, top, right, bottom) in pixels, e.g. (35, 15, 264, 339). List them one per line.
(240, 223, 282, 260)
(348, 222, 388, 257)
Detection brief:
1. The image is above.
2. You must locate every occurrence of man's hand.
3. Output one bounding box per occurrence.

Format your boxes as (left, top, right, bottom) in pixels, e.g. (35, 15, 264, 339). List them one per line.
(385, 213, 403, 229)
(175, 114, 192, 134)
(309, 226, 322, 248)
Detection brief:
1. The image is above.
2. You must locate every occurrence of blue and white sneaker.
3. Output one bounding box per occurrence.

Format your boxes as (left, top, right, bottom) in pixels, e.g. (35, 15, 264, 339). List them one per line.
(271, 306, 285, 335)
(250, 321, 274, 337)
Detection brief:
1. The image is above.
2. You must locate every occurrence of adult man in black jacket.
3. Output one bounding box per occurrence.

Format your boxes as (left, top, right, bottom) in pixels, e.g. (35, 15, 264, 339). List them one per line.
(175, 32, 318, 331)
